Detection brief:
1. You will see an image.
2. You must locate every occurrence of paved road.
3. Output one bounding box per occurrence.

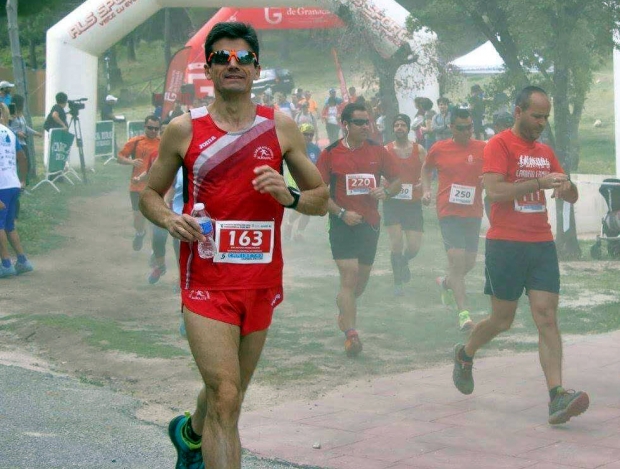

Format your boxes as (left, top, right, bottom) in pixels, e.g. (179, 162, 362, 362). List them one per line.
(0, 364, 315, 469)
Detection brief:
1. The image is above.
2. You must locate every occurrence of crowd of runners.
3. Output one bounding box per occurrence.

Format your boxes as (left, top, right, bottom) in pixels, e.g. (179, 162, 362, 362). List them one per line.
(105, 21, 594, 469)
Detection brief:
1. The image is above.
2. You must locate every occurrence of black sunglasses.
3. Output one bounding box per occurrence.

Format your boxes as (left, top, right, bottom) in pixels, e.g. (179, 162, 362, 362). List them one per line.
(145, 125, 160, 131)
(207, 49, 257, 66)
(454, 124, 473, 131)
(349, 119, 370, 126)
(303, 133, 315, 136)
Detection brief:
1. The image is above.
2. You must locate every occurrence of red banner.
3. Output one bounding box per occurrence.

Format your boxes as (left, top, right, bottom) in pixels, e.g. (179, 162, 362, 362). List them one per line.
(185, 7, 345, 98)
(162, 47, 192, 118)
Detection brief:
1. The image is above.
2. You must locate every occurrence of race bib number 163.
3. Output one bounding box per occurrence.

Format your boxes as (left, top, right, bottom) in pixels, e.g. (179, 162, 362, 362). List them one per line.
(214, 220, 274, 264)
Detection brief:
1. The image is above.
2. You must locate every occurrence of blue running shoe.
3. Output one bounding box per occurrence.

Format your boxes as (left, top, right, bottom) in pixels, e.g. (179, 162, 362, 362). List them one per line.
(168, 413, 203, 469)
(0, 264, 16, 278)
(15, 260, 34, 275)
(148, 265, 166, 284)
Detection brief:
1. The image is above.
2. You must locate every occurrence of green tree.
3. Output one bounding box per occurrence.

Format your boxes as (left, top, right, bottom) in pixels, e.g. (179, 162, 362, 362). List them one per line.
(408, 0, 620, 259)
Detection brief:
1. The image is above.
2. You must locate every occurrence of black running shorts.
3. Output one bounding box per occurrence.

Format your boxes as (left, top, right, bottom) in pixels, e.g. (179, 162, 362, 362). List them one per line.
(439, 216, 482, 252)
(484, 239, 560, 301)
(383, 200, 424, 232)
(329, 216, 380, 266)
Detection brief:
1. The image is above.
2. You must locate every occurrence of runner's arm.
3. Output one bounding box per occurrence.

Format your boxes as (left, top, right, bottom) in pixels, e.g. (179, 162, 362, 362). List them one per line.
(484, 172, 568, 202)
(268, 112, 328, 216)
(139, 115, 204, 242)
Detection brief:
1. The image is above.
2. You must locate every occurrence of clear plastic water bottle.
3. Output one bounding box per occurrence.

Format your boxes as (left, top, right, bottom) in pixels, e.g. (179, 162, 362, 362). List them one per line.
(191, 203, 216, 259)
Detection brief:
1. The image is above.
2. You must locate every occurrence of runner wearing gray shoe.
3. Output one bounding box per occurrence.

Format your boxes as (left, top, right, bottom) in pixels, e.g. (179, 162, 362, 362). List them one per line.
(452, 86, 589, 425)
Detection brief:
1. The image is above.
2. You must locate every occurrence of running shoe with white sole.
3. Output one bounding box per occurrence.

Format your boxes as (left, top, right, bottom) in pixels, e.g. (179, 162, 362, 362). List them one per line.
(436, 276, 455, 307)
(453, 343, 474, 395)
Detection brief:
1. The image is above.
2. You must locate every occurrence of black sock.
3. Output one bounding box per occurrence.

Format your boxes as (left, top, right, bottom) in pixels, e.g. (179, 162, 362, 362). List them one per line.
(182, 417, 202, 445)
(459, 347, 473, 363)
(549, 386, 563, 401)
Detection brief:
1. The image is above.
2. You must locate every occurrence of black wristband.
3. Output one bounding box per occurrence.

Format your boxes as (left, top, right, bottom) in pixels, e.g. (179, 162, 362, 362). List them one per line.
(283, 186, 300, 209)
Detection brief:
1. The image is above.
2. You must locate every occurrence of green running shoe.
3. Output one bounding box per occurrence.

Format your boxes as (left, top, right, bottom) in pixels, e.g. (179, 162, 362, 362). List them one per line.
(436, 276, 455, 307)
(452, 343, 474, 395)
(168, 413, 204, 469)
(458, 311, 474, 331)
(548, 388, 590, 425)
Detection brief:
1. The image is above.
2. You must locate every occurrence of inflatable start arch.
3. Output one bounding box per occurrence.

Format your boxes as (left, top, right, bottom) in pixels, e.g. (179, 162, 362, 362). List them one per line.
(46, 0, 438, 169)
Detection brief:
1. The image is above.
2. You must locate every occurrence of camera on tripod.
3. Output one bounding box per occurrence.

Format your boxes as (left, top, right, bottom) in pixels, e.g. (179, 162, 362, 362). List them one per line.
(68, 98, 87, 116)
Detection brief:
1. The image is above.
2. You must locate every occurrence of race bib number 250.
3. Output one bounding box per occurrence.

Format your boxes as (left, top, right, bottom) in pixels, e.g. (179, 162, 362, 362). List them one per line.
(214, 220, 274, 264)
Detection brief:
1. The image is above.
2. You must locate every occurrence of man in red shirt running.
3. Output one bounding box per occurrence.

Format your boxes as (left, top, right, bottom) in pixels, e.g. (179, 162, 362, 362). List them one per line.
(383, 114, 426, 296)
(117, 115, 161, 251)
(452, 86, 589, 425)
(317, 101, 401, 357)
(140, 22, 328, 469)
(422, 108, 485, 331)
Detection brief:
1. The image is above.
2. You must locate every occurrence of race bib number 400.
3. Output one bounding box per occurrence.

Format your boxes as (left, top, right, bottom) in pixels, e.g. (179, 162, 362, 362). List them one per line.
(449, 184, 476, 205)
(214, 220, 274, 264)
(393, 183, 413, 201)
(346, 173, 377, 196)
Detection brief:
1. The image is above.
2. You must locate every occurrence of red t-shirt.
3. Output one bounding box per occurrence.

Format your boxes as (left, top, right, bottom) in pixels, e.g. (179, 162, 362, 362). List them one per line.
(425, 138, 485, 219)
(385, 142, 422, 202)
(316, 140, 400, 226)
(483, 129, 564, 242)
(119, 135, 160, 192)
(179, 105, 284, 290)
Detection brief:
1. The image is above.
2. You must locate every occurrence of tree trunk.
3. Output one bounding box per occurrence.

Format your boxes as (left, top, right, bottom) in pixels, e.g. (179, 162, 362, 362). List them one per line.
(163, 8, 171, 67)
(126, 33, 137, 62)
(107, 46, 123, 87)
(367, 51, 401, 138)
(552, 6, 581, 259)
(28, 38, 37, 70)
(7, 0, 36, 178)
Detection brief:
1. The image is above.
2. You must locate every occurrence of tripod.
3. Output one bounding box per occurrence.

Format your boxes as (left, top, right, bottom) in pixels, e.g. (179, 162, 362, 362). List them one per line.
(68, 112, 87, 183)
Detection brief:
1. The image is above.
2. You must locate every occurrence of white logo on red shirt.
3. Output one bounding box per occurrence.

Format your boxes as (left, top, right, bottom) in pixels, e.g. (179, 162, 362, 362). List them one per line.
(467, 154, 474, 164)
(199, 136, 216, 150)
(254, 146, 274, 160)
(518, 155, 551, 170)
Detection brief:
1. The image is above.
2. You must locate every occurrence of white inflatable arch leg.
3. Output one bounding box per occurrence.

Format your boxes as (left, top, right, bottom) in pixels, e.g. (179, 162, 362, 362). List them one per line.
(46, 0, 437, 170)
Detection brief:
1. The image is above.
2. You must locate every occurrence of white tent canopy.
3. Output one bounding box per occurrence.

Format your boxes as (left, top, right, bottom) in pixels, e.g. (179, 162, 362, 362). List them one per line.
(450, 41, 504, 75)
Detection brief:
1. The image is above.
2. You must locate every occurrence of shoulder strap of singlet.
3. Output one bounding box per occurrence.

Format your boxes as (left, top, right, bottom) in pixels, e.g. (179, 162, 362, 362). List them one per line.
(190, 106, 209, 120)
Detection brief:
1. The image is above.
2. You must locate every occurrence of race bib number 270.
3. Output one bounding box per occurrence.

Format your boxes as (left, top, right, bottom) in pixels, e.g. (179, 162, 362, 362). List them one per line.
(214, 220, 274, 264)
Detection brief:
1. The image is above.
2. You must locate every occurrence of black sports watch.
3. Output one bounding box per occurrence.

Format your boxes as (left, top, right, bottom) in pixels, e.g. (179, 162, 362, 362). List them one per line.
(283, 186, 301, 209)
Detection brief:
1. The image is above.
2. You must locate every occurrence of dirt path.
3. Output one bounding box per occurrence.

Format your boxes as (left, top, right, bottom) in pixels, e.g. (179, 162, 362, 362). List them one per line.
(0, 188, 317, 426)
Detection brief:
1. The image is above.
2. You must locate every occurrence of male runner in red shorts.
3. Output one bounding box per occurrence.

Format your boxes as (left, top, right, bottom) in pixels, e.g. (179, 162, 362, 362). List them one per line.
(383, 114, 426, 296)
(317, 101, 401, 357)
(422, 108, 485, 331)
(452, 86, 589, 425)
(140, 22, 328, 469)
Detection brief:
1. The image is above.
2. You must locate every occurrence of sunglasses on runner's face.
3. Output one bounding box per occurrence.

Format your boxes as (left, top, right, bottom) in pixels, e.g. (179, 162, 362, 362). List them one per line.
(145, 125, 160, 131)
(303, 133, 314, 137)
(207, 49, 257, 66)
(454, 124, 472, 131)
(349, 119, 370, 126)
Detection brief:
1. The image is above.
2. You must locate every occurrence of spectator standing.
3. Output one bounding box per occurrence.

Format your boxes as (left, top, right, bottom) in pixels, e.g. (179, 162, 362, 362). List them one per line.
(9, 94, 41, 181)
(322, 95, 341, 144)
(44, 92, 68, 132)
(431, 97, 452, 142)
(0, 81, 14, 106)
(468, 84, 486, 140)
(0, 104, 32, 278)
